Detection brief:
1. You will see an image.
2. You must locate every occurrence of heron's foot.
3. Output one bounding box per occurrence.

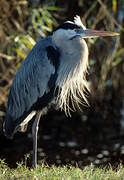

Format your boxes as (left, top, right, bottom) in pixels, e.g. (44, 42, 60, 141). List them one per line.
(18, 124, 28, 132)
(32, 161, 37, 169)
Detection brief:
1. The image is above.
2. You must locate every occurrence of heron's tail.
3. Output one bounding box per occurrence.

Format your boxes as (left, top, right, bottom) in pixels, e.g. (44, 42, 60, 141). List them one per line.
(3, 113, 15, 139)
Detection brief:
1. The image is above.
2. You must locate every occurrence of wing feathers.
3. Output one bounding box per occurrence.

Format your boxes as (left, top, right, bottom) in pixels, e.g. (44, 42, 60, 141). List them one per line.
(5, 37, 60, 138)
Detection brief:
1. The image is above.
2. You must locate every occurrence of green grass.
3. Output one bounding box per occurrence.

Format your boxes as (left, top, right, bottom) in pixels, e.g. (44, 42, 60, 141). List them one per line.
(0, 159, 124, 180)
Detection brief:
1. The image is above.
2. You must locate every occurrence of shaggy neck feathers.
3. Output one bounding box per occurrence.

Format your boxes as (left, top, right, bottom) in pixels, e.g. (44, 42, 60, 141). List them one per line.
(52, 34, 89, 115)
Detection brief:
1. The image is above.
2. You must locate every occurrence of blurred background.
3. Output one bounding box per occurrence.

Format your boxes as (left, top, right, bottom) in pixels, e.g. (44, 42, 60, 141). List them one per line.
(0, 0, 124, 168)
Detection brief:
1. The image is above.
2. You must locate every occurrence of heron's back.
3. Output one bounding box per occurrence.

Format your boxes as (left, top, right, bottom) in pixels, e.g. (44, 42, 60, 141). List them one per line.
(4, 37, 60, 138)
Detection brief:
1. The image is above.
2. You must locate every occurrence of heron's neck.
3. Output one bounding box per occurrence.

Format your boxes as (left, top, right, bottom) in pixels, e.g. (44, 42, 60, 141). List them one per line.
(54, 37, 88, 88)
(54, 37, 88, 73)
(53, 37, 89, 114)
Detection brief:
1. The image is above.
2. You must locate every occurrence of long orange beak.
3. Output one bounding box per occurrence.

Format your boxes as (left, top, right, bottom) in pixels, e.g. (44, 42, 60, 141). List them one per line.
(84, 29, 119, 37)
(77, 29, 119, 38)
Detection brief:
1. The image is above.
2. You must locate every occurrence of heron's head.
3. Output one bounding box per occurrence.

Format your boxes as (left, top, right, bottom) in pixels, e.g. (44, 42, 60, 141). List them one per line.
(53, 16, 119, 115)
(52, 15, 119, 47)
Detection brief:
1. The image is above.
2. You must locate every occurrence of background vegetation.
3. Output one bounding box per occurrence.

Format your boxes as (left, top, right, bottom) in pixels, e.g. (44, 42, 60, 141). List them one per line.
(0, 0, 124, 172)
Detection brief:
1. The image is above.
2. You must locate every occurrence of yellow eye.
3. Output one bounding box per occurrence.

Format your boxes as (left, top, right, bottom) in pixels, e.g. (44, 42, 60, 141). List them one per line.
(75, 29, 79, 32)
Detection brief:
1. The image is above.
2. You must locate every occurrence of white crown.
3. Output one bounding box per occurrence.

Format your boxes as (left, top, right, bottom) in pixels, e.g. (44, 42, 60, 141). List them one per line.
(74, 15, 86, 30)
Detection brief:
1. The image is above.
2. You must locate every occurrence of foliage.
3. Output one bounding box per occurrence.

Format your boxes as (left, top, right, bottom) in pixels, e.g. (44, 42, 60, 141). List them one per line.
(0, 0, 124, 122)
(0, 0, 124, 172)
(0, 0, 60, 108)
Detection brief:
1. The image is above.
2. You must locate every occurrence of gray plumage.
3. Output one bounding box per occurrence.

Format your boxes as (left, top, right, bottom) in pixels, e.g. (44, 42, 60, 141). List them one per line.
(4, 15, 118, 168)
(5, 37, 59, 138)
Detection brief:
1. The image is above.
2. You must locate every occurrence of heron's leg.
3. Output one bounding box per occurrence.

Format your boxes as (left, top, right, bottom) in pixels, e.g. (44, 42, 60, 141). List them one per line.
(32, 111, 42, 168)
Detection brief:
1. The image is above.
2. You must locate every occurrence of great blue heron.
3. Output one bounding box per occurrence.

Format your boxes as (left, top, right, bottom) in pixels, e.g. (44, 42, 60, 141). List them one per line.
(4, 16, 119, 168)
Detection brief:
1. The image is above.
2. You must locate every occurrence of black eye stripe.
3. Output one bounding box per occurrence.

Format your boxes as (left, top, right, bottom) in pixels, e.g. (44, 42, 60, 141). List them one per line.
(53, 23, 82, 32)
